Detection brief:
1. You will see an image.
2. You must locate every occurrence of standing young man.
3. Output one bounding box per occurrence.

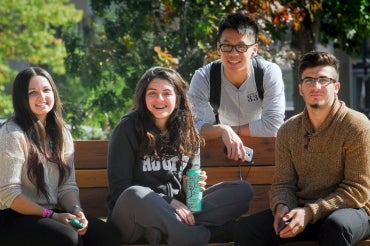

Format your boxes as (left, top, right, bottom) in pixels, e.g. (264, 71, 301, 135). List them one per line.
(234, 51, 370, 246)
(188, 12, 285, 161)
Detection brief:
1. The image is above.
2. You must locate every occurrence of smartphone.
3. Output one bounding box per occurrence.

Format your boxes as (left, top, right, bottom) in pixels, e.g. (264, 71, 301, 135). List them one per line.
(239, 146, 253, 162)
(277, 220, 290, 233)
(68, 218, 84, 229)
(224, 146, 254, 162)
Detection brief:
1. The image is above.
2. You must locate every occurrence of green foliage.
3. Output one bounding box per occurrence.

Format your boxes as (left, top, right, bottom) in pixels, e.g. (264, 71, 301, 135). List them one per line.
(63, 0, 236, 138)
(321, 0, 370, 55)
(2, 0, 367, 138)
(0, 0, 82, 116)
(239, 0, 370, 112)
(63, 0, 370, 138)
(0, 63, 16, 116)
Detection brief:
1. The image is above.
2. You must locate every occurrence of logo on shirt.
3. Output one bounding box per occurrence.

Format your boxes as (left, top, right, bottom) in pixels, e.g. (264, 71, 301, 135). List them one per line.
(247, 92, 259, 102)
(142, 155, 189, 173)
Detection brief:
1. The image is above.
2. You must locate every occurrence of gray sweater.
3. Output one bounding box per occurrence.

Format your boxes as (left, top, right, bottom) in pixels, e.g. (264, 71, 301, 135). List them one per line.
(270, 98, 370, 223)
(0, 119, 79, 210)
(188, 59, 286, 137)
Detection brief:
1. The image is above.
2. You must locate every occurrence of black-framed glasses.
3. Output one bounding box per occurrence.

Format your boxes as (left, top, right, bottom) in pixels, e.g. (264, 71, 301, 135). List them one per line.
(219, 43, 256, 53)
(301, 77, 336, 87)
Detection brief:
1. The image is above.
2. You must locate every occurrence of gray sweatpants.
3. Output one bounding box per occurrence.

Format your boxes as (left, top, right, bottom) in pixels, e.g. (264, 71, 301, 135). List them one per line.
(109, 180, 253, 246)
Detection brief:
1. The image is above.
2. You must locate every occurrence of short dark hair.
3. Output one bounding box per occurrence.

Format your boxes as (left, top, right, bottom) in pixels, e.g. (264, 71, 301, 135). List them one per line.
(298, 51, 340, 81)
(217, 12, 259, 43)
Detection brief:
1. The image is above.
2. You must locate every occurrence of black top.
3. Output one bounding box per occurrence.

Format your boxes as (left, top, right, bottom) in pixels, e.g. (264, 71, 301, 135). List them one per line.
(106, 111, 194, 214)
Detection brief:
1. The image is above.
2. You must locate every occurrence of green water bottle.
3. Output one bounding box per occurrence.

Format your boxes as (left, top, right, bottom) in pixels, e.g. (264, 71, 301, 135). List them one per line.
(186, 163, 202, 212)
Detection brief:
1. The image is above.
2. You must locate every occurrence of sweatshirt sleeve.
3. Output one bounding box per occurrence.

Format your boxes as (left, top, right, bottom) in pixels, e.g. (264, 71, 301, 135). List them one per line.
(249, 62, 286, 137)
(107, 115, 139, 209)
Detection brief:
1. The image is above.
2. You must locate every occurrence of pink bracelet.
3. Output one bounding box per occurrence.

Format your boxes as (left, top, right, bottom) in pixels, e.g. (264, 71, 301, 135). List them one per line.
(42, 208, 54, 218)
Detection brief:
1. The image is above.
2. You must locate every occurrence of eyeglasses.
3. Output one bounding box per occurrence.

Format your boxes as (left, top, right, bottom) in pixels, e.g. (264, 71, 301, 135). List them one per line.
(301, 77, 336, 87)
(219, 43, 256, 53)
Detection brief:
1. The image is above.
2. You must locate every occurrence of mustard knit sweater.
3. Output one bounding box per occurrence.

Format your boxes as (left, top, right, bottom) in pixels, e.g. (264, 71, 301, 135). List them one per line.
(270, 98, 370, 223)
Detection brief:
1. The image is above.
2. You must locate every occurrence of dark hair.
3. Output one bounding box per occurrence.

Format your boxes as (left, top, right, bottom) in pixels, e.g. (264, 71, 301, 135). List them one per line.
(12, 67, 70, 200)
(217, 11, 259, 43)
(133, 66, 203, 159)
(298, 51, 340, 81)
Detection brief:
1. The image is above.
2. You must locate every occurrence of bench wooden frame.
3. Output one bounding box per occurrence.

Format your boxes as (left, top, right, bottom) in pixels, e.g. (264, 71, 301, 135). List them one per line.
(74, 137, 370, 246)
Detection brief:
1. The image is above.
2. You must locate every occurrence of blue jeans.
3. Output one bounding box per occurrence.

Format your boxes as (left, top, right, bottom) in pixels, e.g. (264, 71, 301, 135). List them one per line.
(234, 208, 370, 246)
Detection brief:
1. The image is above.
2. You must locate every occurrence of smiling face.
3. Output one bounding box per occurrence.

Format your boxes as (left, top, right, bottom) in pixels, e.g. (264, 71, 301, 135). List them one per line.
(28, 75, 55, 124)
(218, 28, 258, 73)
(299, 65, 340, 110)
(145, 78, 177, 131)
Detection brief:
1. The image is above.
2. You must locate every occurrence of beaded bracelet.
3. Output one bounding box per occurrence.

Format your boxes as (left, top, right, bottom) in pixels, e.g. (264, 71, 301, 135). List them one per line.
(42, 208, 54, 218)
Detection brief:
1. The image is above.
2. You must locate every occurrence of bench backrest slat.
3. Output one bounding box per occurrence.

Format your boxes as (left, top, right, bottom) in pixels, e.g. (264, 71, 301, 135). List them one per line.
(74, 140, 108, 169)
(201, 137, 275, 166)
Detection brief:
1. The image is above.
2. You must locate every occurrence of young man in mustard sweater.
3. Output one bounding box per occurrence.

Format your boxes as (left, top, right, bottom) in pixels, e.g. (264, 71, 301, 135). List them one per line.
(234, 51, 370, 246)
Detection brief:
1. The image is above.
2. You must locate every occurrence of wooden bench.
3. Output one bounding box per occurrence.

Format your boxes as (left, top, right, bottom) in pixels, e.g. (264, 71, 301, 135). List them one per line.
(74, 137, 370, 246)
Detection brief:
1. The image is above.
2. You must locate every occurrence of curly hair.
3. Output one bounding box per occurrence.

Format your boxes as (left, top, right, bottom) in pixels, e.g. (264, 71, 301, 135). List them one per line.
(132, 66, 203, 160)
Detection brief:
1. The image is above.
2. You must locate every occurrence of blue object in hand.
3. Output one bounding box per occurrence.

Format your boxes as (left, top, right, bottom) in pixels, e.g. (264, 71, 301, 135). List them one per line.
(68, 218, 84, 229)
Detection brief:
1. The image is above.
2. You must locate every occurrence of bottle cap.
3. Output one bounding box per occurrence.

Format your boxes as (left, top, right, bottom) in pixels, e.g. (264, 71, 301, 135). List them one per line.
(192, 152, 200, 169)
